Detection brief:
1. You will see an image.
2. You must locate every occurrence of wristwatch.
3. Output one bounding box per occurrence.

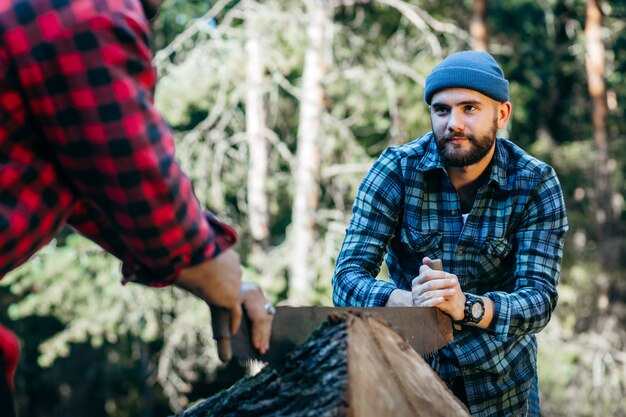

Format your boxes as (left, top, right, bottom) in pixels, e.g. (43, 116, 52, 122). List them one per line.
(458, 293, 485, 324)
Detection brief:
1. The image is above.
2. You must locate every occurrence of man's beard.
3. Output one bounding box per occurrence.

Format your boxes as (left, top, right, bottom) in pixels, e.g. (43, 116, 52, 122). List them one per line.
(434, 118, 498, 167)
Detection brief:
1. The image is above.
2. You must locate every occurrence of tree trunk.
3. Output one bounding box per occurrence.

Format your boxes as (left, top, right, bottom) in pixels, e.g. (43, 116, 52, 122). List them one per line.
(245, 1, 270, 251)
(470, 0, 488, 51)
(288, 0, 332, 304)
(139, 338, 154, 417)
(585, 0, 614, 268)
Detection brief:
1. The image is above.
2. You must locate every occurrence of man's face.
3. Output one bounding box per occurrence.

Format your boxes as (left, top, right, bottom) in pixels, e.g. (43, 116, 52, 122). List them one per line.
(140, 0, 163, 20)
(430, 88, 506, 168)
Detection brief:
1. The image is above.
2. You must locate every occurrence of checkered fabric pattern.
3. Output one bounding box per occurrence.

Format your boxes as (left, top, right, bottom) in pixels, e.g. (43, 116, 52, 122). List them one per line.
(332, 134, 568, 416)
(0, 0, 236, 285)
(0, 324, 19, 393)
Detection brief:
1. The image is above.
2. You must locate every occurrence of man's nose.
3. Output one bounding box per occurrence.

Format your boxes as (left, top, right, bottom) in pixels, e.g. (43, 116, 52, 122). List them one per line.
(447, 109, 465, 132)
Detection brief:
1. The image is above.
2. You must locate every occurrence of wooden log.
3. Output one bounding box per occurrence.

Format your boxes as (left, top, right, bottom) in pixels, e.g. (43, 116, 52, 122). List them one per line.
(175, 313, 470, 417)
(347, 315, 469, 417)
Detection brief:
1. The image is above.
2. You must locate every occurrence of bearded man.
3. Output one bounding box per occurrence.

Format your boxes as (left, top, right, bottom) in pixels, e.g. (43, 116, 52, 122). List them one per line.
(332, 51, 568, 417)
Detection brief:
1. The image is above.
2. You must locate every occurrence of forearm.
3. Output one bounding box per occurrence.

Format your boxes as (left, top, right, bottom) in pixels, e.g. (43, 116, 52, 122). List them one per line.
(333, 147, 406, 307)
(333, 267, 397, 307)
(68, 199, 238, 285)
(480, 169, 567, 339)
(332, 223, 397, 307)
(175, 248, 243, 335)
(385, 289, 411, 306)
(483, 232, 564, 338)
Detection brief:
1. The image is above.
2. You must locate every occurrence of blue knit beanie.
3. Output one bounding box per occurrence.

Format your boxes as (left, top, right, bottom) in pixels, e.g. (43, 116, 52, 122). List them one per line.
(424, 51, 509, 104)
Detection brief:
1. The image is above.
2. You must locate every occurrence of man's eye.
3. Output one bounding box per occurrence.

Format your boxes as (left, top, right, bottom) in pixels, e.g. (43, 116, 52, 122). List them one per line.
(434, 107, 449, 114)
(465, 105, 476, 112)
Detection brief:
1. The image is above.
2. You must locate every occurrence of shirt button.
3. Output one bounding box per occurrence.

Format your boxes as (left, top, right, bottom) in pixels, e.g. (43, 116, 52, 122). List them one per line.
(455, 343, 461, 349)
(451, 210, 458, 216)
(456, 248, 464, 256)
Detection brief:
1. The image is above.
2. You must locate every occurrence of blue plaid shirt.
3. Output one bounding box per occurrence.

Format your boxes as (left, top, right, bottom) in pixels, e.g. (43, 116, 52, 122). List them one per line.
(332, 133, 568, 416)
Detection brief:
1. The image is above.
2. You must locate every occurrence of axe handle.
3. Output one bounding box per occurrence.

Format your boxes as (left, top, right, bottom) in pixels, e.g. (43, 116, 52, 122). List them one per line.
(431, 259, 443, 271)
(210, 305, 232, 363)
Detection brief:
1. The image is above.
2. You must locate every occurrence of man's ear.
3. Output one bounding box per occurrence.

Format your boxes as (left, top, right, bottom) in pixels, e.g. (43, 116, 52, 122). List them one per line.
(497, 101, 512, 130)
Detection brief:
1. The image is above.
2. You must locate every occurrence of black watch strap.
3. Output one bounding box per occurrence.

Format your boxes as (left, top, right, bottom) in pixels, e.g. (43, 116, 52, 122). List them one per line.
(458, 293, 485, 324)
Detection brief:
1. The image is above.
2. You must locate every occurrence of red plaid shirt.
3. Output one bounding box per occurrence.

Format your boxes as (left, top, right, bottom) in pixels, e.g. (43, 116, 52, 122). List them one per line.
(0, 324, 19, 392)
(0, 0, 236, 286)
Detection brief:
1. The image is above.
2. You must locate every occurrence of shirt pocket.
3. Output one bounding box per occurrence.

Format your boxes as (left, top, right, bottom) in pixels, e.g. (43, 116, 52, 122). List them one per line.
(399, 227, 442, 260)
(474, 236, 515, 291)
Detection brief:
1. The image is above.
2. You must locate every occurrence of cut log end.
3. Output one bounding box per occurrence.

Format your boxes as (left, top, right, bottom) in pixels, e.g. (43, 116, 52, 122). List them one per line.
(176, 313, 470, 417)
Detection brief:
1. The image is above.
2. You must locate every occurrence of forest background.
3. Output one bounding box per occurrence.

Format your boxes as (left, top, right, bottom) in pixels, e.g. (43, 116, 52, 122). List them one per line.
(1, 0, 625, 416)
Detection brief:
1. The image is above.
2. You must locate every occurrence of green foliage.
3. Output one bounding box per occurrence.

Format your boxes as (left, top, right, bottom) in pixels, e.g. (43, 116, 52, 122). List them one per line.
(538, 313, 626, 417)
(538, 331, 578, 404)
(0, 234, 225, 412)
(3, 235, 160, 366)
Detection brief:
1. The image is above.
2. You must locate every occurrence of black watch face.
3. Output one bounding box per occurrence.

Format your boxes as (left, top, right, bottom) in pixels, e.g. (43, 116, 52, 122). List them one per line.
(471, 302, 483, 319)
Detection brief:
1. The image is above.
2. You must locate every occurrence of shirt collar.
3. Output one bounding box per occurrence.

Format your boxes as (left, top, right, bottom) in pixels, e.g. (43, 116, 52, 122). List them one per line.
(415, 133, 512, 190)
(414, 133, 445, 172)
(489, 138, 512, 190)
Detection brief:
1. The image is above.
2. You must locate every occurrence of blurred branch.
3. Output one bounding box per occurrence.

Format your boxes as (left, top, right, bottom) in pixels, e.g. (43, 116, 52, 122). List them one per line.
(154, 0, 233, 68)
(321, 162, 372, 179)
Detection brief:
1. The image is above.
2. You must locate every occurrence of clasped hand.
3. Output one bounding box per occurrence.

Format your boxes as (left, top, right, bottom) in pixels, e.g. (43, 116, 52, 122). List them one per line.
(411, 257, 465, 322)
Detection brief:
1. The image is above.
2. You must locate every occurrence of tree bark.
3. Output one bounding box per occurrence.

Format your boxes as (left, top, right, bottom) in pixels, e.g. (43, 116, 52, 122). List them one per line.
(585, 0, 614, 267)
(470, 0, 488, 51)
(288, 0, 332, 304)
(245, 1, 270, 251)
